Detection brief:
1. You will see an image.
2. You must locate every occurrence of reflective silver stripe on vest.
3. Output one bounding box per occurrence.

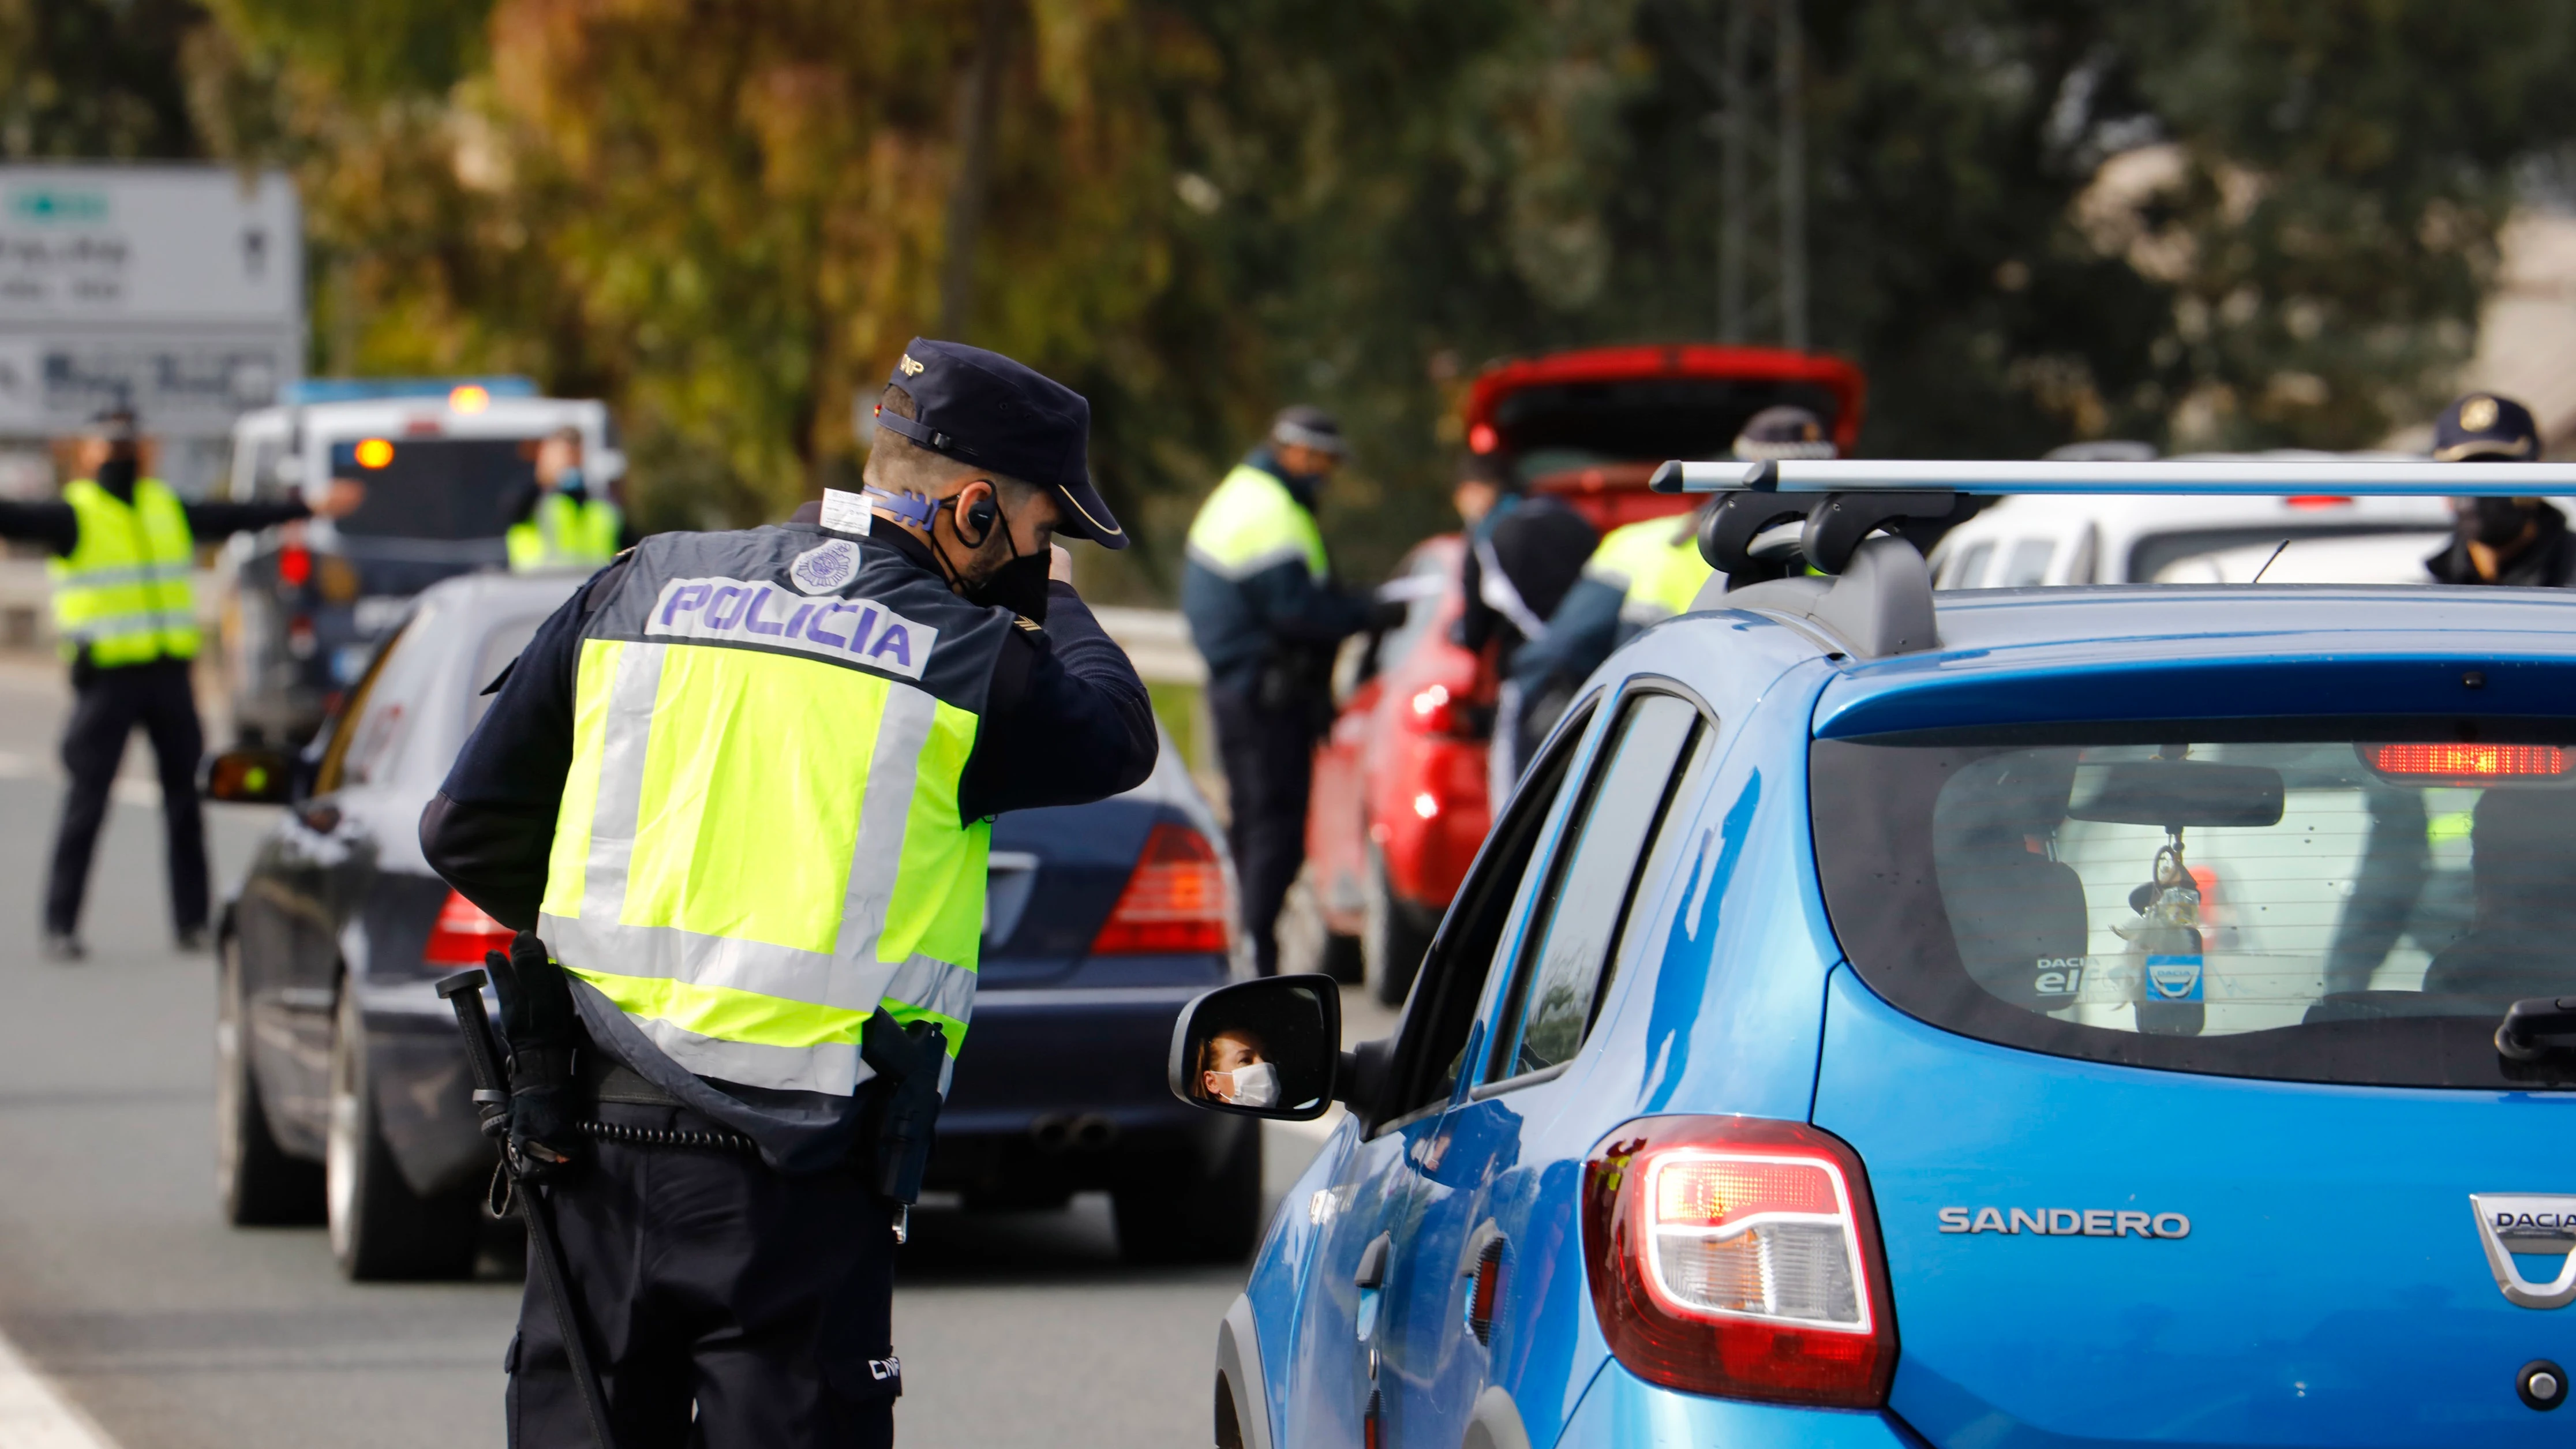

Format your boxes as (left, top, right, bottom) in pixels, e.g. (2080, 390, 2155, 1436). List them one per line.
(57, 562, 195, 588)
(539, 912, 978, 1025)
(632, 1014, 866, 1098)
(834, 689, 936, 956)
(61, 610, 195, 642)
(578, 640, 669, 924)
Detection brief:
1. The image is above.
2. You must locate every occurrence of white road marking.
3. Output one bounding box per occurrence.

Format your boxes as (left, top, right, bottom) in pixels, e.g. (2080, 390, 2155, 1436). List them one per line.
(0, 1323, 118, 1449)
(0, 750, 160, 808)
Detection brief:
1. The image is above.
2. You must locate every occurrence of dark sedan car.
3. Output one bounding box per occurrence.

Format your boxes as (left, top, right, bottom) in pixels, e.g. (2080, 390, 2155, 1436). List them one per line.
(208, 570, 1254, 1279)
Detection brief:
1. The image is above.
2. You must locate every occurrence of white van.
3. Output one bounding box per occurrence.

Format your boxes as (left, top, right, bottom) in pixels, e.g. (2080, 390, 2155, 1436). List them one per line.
(1924, 452, 2473, 588)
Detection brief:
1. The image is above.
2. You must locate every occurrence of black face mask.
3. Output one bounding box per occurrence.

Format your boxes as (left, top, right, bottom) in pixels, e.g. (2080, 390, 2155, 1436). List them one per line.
(93, 456, 137, 493)
(966, 550, 1051, 623)
(2468, 497, 2538, 548)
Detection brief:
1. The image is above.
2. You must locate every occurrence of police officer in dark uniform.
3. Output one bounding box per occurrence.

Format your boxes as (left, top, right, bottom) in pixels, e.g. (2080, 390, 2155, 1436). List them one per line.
(2322, 390, 2567, 993)
(0, 408, 357, 961)
(420, 340, 1155, 1447)
(2424, 392, 2576, 586)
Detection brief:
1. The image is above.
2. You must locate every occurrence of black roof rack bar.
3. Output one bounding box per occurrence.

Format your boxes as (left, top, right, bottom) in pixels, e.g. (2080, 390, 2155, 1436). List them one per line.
(1649, 457, 2576, 496)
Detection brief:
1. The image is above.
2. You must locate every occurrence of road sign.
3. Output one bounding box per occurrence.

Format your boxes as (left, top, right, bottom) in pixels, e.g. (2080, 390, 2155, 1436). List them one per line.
(0, 166, 302, 439)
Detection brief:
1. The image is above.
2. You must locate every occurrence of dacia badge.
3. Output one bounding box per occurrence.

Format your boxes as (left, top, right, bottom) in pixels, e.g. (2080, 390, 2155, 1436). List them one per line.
(2469, 1193, 2576, 1308)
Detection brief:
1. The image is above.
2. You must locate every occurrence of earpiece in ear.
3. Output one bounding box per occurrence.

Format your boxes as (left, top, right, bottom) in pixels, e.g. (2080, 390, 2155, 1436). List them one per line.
(963, 485, 999, 544)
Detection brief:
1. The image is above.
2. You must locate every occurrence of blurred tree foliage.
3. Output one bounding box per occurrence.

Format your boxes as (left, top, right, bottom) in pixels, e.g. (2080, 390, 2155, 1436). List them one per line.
(0, 0, 207, 158)
(141, 0, 2576, 590)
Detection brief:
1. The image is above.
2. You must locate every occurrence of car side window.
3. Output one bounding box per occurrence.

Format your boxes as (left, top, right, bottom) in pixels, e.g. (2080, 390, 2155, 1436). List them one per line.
(1486, 691, 1709, 1084)
(310, 623, 411, 795)
(1371, 698, 1597, 1130)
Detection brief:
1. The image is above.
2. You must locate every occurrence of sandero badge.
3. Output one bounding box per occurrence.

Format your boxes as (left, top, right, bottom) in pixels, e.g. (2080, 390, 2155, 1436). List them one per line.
(2470, 1194, 2576, 1308)
(1937, 1206, 2192, 1238)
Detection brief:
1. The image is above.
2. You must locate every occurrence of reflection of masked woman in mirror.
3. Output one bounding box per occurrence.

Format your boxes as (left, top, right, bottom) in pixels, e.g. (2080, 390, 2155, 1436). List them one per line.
(1200, 1028, 1278, 1107)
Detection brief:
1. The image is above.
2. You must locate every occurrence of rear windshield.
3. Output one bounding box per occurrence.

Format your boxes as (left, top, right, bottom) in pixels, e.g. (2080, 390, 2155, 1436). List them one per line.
(331, 436, 538, 541)
(1813, 725, 2576, 1088)
(1495, 377, 1843, 485)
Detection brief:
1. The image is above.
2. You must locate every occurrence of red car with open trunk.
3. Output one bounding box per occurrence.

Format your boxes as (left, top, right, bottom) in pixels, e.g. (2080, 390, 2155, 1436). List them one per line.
(1285, 344, 1864, 1003)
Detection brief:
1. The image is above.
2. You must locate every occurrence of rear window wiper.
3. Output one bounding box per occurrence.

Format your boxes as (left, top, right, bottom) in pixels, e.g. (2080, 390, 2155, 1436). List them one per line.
(2495, 997, 2576, 1064)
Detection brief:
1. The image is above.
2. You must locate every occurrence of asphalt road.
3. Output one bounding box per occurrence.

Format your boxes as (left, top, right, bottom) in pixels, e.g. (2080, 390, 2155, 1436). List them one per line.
(0, 657, 1387, 1448)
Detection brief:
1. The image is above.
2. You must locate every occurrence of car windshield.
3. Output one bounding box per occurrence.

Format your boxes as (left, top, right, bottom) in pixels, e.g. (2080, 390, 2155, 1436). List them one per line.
(331, 436, 538, 541)
(1813, 726, 2576, 1088)
(1492, 376, 1843, 487)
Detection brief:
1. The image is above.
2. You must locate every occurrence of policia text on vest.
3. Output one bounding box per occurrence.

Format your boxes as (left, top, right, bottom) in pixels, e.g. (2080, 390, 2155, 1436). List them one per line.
(0, 426, 328, 960)
(421, 339, 1156, 1448)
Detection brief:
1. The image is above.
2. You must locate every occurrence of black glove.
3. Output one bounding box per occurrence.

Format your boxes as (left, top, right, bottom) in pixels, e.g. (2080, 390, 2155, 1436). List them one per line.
(484, 931, 579, 1178)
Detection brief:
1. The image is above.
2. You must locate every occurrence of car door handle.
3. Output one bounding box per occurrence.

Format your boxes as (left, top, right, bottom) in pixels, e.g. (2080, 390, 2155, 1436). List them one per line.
(1356, 1231, 1391, 1289)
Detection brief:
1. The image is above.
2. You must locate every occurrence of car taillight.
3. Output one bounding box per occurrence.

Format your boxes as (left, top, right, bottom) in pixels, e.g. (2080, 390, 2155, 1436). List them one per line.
(1582, 1115, 1896, 1408)
(1089, 822, 1232, 955)
(424, 889, 516, 965)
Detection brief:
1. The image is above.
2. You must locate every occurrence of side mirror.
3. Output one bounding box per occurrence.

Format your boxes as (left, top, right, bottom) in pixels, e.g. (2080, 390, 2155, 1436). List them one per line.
(201, 746, 295, 805)
(1168, 974, 1346, 1121)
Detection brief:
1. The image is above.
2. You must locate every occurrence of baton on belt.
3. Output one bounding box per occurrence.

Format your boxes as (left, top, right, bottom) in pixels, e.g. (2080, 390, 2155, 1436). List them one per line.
(439, 968, 618, 1449)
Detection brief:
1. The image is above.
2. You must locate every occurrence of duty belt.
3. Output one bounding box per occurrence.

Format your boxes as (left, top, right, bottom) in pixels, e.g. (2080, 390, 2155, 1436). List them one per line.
(573, 1047, 759, 1154)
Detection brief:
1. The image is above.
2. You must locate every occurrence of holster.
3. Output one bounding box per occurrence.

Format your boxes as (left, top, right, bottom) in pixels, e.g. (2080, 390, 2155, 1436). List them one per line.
(859, 1012, 949, 1207)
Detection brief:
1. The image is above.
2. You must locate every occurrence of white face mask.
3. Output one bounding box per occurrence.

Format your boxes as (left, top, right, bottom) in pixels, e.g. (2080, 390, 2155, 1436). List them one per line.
(1224, 1061, 1279, 1109)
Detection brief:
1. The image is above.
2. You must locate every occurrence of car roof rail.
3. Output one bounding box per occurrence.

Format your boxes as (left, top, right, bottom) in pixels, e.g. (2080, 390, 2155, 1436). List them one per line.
(1655, 455, 2576, 662)
(1649, 456, 2576, 497)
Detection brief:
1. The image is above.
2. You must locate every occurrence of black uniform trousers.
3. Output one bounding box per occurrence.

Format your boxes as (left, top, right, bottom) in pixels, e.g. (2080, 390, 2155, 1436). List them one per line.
(1209, 682, 1317, 975)
(509, 1102, 901, 1449)
(46, 659, 207, 937)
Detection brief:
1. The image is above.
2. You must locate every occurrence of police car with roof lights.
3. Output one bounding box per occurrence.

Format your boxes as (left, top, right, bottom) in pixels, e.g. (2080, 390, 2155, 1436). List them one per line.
(219, 379, 621, 745)
(1171, 454, 2576, 1449)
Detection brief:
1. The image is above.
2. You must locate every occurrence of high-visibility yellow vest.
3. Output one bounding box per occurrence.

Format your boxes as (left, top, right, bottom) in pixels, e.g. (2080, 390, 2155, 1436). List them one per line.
(538, 522, 1012, 1098)
(50, 477, 200, 667)
(1185, 464, 1330, 581)
(1585, 513, 1713, 627)
(507, 492, 623, 572)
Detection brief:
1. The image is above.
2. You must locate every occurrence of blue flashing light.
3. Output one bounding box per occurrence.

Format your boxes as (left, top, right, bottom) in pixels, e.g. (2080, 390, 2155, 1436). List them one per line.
(281, 376, 540, 406)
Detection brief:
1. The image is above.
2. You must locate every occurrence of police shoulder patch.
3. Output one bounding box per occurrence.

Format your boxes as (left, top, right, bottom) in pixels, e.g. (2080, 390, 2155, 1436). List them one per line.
(789, 540, 859, 596)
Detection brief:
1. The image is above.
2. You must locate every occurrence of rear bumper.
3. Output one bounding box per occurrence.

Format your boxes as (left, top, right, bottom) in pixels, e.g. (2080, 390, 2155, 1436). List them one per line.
(355, 980, 494, 1199)
(1560, 1361, 1924, 1448)
(930, 982, 1238, 1195)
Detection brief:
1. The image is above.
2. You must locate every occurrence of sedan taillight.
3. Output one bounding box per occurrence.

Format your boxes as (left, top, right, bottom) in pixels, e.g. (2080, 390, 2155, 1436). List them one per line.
(424, 889, 516, 965)
(1089, 822, 1232, 956)
(1582, 1115, 1896, 1407)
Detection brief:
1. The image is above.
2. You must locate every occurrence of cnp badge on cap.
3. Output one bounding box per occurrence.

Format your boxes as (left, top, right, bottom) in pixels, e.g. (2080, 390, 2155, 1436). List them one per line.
(2434, 392, 2540, 462)
(876, 339, 1127, 549)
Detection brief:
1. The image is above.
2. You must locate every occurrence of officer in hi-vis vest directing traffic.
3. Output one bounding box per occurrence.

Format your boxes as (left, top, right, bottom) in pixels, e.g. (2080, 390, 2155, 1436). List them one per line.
(420, 340, 1156, 1447)
(0, 407, 358, 961)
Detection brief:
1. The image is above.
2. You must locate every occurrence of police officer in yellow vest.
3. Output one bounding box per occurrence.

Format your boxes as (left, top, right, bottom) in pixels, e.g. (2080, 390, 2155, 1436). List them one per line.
(420, 341, 1154, 1447)
(507, 425, 631, 572)
(1180, 407, 1379, 974)
(0, 408, 358, 961)
(1503, 405, 1837, 777)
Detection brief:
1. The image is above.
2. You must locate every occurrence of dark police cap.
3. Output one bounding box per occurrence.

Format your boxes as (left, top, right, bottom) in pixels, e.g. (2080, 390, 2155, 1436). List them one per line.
(875, 338, 1126, 548)
(1732, 404, 1837, 462)
(2433, 392, 2540, 462)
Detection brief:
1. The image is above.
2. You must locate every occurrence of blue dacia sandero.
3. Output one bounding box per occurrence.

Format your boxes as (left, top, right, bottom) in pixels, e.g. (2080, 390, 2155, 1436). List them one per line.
(1170, 457, 2576, 1449)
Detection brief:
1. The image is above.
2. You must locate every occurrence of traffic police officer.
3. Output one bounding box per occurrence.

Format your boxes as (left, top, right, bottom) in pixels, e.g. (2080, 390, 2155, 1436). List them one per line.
(2323, 391, 2571, 989)
(0, 407, 356, 961)
(1180, 406, 1376, 974)
(507, 425, 631, 572)
(2423, 392, 2576, 586)
(420, 339, 1155, 1447)
(1502, 405, 1835, 776)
